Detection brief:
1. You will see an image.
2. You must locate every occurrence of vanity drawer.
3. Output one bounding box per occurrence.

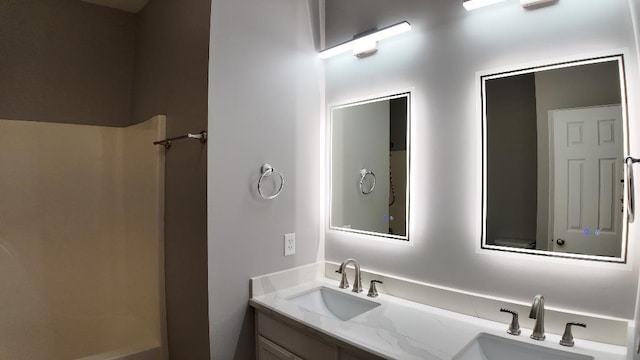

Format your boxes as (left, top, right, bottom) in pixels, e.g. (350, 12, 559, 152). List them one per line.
(257, 311, 339, 360)
(258, 335, 303, 360)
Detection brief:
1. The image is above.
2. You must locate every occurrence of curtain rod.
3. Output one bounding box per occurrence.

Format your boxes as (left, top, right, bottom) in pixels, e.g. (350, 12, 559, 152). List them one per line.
(153, 130, 207, 149)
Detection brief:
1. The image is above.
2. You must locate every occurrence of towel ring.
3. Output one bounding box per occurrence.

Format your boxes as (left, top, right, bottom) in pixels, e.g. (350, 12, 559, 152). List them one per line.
(258, 163, 284, 200)
(359, 168, 376, 195)
(626, 156, 640, 223)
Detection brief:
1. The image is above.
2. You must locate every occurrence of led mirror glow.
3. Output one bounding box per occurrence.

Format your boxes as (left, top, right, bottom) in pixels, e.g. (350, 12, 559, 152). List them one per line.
(463, 0, 507, 11)
(319, 21, 411, 59)
(480, 54, 630, 263)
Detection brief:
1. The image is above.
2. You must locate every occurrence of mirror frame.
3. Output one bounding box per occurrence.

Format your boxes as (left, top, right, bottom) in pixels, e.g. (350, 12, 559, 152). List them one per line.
(479, 53, 630, 263)
(328, 91, 412, 241)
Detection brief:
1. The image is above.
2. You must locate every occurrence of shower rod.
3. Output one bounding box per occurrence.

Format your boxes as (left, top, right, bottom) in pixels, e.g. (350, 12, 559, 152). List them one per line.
(153, 130, 207, 149)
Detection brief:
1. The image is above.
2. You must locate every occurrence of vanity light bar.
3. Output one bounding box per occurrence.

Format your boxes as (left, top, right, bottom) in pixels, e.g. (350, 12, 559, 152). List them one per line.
(520, 0, 555, 7)
(318, 21, 412, 59)
(463, 0, 506, 11)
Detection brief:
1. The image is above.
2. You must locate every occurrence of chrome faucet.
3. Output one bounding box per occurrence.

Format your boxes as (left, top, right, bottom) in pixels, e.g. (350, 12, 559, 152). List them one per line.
(560, 322, 586, 347)
(529, 294, 545, 340)
(336, 258, 363, 293)
(499, 308, 521, 335)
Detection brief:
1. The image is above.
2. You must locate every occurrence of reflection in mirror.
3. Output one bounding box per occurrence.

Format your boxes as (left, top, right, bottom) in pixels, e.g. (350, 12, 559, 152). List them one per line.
(482, 55, 629, 262)
(330, 93, 410, 240)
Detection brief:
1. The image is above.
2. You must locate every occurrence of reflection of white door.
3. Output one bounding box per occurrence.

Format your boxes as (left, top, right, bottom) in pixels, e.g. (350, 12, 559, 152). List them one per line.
(550, 105, 623, 257)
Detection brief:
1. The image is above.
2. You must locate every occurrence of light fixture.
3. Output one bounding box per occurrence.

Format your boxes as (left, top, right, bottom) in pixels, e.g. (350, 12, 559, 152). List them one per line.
(463, 0, 507, 11)
(520, 0, 555, 8)
(318, 21, 412, 59)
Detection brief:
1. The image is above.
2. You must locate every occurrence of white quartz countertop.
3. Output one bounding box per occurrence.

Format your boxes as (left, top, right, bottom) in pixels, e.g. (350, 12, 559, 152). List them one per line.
(250, 277, 627, 360)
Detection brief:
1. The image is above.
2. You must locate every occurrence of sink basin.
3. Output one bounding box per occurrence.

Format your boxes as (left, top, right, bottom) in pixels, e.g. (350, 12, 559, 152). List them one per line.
(453, 333, 594, 360)
(286, 286, 380, 321)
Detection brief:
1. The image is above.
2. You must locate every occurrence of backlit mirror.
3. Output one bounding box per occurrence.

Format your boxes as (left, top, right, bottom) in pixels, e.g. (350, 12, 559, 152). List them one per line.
(481, 54, 629, 262)
(330, 92, 410, 240)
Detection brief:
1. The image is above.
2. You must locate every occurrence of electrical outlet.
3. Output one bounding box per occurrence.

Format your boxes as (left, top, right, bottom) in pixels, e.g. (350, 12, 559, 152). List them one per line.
(284, 233, 295, 256)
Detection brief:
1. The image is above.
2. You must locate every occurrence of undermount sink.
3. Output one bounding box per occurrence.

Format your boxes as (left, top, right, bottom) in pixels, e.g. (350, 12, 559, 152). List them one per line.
(286, 286, 380, 321)
(453, 333, 594, 360)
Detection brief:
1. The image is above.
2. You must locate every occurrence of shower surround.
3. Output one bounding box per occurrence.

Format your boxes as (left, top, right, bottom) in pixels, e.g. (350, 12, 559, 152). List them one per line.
(0, 116, 166, 360)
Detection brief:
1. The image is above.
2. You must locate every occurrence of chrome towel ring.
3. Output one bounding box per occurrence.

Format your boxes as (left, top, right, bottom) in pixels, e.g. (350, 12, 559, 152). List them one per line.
(626, 156, 640, 223)
(258, 163, 284, 200)
(359, 168, 376, 195)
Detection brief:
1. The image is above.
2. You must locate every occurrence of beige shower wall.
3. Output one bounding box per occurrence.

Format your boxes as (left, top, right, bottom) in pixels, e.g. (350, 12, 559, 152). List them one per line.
(0, 116, 165, 360)
(123, 116, 166, 344)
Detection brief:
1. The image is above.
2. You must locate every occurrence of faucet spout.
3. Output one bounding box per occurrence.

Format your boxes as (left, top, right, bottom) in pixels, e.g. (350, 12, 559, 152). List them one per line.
(337, 258, 363, 293)
(529, 294, 545, 340)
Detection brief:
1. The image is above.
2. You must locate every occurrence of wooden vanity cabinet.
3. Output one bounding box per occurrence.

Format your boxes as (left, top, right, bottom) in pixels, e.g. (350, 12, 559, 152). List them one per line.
(257, 336, 303, 360)
(255, 309, 386, 360)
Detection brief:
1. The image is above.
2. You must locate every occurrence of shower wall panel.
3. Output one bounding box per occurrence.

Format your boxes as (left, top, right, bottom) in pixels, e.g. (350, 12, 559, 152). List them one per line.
(0, 116, 165, 360)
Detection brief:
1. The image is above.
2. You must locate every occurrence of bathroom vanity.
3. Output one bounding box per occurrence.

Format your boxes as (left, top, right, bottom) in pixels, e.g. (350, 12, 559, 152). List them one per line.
(255, 308, 384, 360)
(250, 262, 627, 360)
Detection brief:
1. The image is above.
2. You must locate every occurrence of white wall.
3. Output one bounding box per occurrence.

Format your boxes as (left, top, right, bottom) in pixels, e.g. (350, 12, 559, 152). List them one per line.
(324, 0, 640, 320)
(626, 0, 640, 356)
(207, 0, 322, 358)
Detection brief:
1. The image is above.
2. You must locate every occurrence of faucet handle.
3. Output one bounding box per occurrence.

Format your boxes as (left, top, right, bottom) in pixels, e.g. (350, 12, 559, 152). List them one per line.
(367, 280, 383, 297)
(335, 269, 349, 289)
(500, 308, 521, 335)
(560, 322, 586, 347)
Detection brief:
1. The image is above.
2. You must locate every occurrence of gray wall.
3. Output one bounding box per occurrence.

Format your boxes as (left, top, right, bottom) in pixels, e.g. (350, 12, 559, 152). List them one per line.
(390, 97, 407, 152)
(0, 0, 135, 126)
(207, 0, 322, 358)
(485, 73, 538, 245)
(325, 0, 640, 319)
(133, 0, 211, 359)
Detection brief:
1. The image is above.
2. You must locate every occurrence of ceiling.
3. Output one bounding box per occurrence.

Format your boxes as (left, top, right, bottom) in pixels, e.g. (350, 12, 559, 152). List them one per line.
(80, 0, 149, 13)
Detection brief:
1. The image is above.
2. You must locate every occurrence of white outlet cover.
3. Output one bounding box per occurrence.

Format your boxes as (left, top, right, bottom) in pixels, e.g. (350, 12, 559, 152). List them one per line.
(284, 233, 295, 256)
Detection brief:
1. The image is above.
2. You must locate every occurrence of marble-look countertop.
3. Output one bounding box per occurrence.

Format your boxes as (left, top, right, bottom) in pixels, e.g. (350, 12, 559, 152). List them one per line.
(250, 276, 626, 360)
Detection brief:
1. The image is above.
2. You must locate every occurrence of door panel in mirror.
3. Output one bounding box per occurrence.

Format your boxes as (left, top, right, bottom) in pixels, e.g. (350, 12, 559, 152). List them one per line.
(481, 55, 628, 262)
(330, 93, 410, 240)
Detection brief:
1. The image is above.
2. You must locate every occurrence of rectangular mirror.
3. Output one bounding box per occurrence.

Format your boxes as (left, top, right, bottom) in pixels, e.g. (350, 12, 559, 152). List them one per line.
(330, 92, 410, 240)
(481, 54, 629, 262)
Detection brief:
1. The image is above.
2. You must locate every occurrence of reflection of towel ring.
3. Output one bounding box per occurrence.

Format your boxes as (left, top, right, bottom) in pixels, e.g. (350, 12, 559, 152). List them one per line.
(626, 156, 640, 222)
(258, 163, 284, 200)
(359, 168, 376, 195)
